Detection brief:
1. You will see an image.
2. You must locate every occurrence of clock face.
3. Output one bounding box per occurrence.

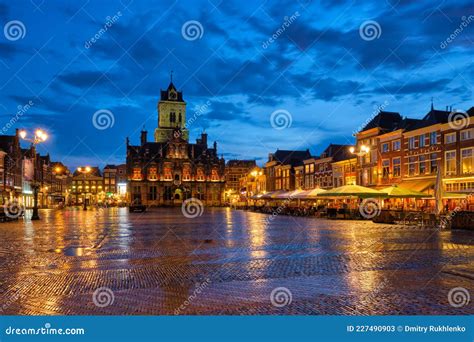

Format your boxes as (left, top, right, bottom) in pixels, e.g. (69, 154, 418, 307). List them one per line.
(169, 92, 177, 99)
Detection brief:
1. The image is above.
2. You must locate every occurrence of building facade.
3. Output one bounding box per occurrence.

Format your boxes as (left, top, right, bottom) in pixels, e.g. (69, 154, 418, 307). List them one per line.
(70, 167, 103, 206)
(314, 144, 352, 189)
(225, 160, 256, 202)
(126, 81, 226, 206)
(265, 149, 311, 191)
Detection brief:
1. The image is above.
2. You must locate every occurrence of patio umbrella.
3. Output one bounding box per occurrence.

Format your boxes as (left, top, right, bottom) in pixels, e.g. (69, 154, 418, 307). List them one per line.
(318, 184, 387, 198)
(293, 188, 327, 199)
(381, 185, 427, 198)
(269, 190, 290, 199)
(272, 189, 305, 199)
(434, 164, 443, 214)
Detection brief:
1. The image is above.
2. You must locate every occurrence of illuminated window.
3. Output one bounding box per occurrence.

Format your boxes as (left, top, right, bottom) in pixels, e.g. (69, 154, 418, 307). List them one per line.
(196, 168, 205, 181)
(182, 166, 191, 181)
(382, 159, 390, 178)
(392, 157, 401, 177)
(445, 151, 456, 176)
(132, 168, 142, 180)
(419, 155, 426, 174)
(148, 167, 158, 181)
(164, 167, 172, 181)
(392, 140, 401, 151)
(461, 148, 473, 174)
(408, 157, 417, 176)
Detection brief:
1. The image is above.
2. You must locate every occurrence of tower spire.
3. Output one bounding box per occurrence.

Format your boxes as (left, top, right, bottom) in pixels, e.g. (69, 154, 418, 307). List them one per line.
(170, 70, 173, 83)
(430, 97, 434, 110)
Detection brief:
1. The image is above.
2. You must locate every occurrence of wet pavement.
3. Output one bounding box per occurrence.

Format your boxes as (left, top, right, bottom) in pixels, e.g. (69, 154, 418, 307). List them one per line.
(0, 207, 473, 315)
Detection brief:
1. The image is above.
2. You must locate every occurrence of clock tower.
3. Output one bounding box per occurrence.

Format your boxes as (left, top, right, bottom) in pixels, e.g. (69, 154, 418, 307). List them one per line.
(154, 76, 188, 142)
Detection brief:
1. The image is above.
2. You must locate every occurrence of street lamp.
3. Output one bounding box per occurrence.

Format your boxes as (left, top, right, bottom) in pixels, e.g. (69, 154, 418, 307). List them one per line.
(77, 166, 91, 210)
(19, 129, 48, 220)
(349, 145, 370, 157)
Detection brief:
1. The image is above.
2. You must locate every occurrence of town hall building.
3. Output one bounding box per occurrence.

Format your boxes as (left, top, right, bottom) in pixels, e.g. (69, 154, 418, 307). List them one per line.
(126, 79, 226, 206)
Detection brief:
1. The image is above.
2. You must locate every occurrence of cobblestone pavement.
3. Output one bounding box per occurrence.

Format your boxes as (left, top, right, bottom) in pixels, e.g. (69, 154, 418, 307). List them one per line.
(0, 207, 473, 315)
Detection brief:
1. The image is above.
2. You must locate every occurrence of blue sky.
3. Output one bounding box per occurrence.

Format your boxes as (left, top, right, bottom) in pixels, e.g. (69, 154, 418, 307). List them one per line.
(0, 0, 473, 169)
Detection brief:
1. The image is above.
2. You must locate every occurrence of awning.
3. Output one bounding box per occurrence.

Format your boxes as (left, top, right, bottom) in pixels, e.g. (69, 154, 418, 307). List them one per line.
(397, 180, 435, 193)
(443, 192, 469, 199)
(293, 188, 327, 199)
(318, 184, 387, 198)
(380, 185, 427, 198)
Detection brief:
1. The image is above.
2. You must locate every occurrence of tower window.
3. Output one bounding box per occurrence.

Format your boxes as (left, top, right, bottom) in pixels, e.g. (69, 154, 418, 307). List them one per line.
(179, 113, 182, 122)
(170, 112, 176, 123)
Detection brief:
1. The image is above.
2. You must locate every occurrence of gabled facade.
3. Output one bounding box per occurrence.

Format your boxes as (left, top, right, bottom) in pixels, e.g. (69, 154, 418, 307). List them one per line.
(127, 80, 225, 206)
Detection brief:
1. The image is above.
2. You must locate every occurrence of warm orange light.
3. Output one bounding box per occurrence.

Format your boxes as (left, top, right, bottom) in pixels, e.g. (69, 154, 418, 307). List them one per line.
(349, 146, 355, 154)
(85, 166, 91, 173)
(19, 130, 27, 139)
(77, 167, 82, 172)
(55, 166, 61, 173)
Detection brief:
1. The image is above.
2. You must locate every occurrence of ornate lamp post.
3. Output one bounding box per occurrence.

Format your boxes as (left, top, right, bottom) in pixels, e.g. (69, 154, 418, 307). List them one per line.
(19, 129, 48, 220)
(77, 166, 91, 210)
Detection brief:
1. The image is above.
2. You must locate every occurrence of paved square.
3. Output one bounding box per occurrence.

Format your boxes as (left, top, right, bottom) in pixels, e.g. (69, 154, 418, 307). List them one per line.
(0, 208, 473, 315)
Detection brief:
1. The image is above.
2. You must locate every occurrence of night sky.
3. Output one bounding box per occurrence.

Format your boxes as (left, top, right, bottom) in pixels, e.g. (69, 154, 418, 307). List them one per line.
(0, 0, 472, 169)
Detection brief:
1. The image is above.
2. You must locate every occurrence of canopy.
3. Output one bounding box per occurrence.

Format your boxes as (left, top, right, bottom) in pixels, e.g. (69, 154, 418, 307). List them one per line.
(318, 184, 387, 198)
(249, 193, 265, 200)
(398, 179, 435, 193)
(293, 188, 327, 199)
(272, 189, 305, 199)
(381, 185, 427, 198)
(442, 192, 468, 199)
(260, 190, 287, 199)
